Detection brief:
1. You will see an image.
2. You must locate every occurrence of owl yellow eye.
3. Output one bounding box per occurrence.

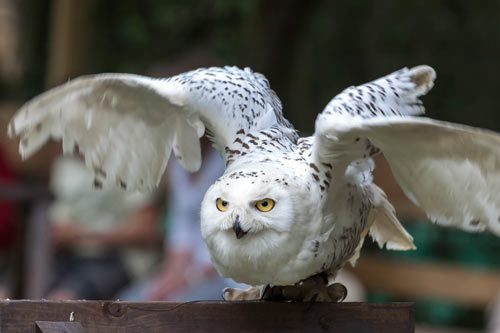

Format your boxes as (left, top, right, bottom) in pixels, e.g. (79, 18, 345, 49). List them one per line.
(255, 198, 275, 212)
(216, 198, 229, 212)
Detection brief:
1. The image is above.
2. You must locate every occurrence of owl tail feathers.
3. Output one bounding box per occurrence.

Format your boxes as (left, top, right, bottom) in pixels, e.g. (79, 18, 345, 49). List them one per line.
(348, 185, 415, 266)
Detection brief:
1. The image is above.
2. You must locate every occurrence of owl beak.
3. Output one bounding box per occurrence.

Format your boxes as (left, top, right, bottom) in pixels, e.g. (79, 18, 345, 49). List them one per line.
(233, 215, 247, 239)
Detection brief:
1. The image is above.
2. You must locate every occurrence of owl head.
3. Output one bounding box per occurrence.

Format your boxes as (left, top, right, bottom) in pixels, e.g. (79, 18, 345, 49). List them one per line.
(201, 164, 314, 259)
(200, 164, 318, 283)
(202, 167, 294, 233)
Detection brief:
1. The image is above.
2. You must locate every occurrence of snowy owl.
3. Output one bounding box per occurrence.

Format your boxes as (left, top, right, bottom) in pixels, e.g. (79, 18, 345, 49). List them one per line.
(8, 65, 500, 301)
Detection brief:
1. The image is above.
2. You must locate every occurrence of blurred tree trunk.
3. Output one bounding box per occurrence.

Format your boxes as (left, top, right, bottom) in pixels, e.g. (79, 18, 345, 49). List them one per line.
(249, 0, 318, 103)
(45, 0, 89, 88)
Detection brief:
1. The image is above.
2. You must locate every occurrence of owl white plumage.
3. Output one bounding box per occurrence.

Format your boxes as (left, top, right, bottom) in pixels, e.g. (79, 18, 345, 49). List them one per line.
(8, 65, 500, 299)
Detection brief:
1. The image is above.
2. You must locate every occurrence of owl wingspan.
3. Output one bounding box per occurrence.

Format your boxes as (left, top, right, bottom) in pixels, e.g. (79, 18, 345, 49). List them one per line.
(8, 67, 295, 191)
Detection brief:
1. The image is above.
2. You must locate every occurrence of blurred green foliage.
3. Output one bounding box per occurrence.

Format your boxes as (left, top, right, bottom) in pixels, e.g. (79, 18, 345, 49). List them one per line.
(9, 0, 500, 134)
(86, 0, 500, 134)
(87, 1, 261, 73)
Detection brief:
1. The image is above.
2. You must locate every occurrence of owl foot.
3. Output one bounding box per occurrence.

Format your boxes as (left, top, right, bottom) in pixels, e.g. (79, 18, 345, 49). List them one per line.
(222, 275, 347, 302)
(279, 275, 348, 302)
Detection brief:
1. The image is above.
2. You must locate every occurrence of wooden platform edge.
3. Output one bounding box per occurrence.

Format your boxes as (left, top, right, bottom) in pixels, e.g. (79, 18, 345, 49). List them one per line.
(0, 300, 414, 332)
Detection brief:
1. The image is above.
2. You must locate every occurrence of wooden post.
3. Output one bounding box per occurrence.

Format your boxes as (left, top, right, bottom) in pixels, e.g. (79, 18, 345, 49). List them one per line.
(0, 300, 414, 332)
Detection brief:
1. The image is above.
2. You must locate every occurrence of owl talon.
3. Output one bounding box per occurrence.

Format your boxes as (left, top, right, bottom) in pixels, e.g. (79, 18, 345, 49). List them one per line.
(305, 292, 319, 310)
(260, 285, 288, 301)
(260, 284, 271, 300)
(280, 275, 348, 302)
(327, 282, 348, 302)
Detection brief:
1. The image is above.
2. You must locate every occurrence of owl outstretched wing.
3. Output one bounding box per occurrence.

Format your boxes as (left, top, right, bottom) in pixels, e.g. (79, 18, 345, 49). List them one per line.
(313, 65, 500, 237)
(8, 66, 296, 191)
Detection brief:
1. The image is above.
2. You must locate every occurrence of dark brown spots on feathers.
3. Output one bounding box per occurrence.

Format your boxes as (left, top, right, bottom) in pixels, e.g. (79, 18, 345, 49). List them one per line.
(320, 185, 325, 191)
(94, 168, 106, 178)
(309, 163, 320, 173)
(236, 129, 245, 135)
(118, 180, 127, 190)
(225, 147, 241, 155)
(260, 131, 274, 139)
(369, 147, 380, 156)
(312, 174, 320, 182)
(73, 143, 80, 155)
(322, 163, 333, 169)
(312, 240, 320, 257)
(242, 143, 250, 149)
(93, 179, 102, 189)
(469, 219, 480, 226)
(233, 137, 243, 144)
(247, 133, 258, 140)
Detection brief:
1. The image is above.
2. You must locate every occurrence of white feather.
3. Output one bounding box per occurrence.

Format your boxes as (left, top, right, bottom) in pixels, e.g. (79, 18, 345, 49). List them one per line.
(8, 67, 291, 191)
(315, 64, 500, 258)
(367, 118, 500, 236)
(316, 114, 500, 236)
(367, 185, 415, 251)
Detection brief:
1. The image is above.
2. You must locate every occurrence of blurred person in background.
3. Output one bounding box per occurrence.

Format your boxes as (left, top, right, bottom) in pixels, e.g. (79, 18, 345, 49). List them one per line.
(47, 156, 161, 300)
(144, 139, 243, 301)
(119, 138, 243, 301)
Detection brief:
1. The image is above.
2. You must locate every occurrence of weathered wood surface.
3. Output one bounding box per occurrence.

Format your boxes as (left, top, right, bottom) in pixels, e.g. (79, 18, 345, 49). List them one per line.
(0, 300, 413, 332)
(36, 321, 84, 333)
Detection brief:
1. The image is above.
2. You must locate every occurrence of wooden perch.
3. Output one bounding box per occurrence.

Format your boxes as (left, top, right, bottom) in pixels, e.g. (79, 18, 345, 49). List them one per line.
(0, 300, 414, 332)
